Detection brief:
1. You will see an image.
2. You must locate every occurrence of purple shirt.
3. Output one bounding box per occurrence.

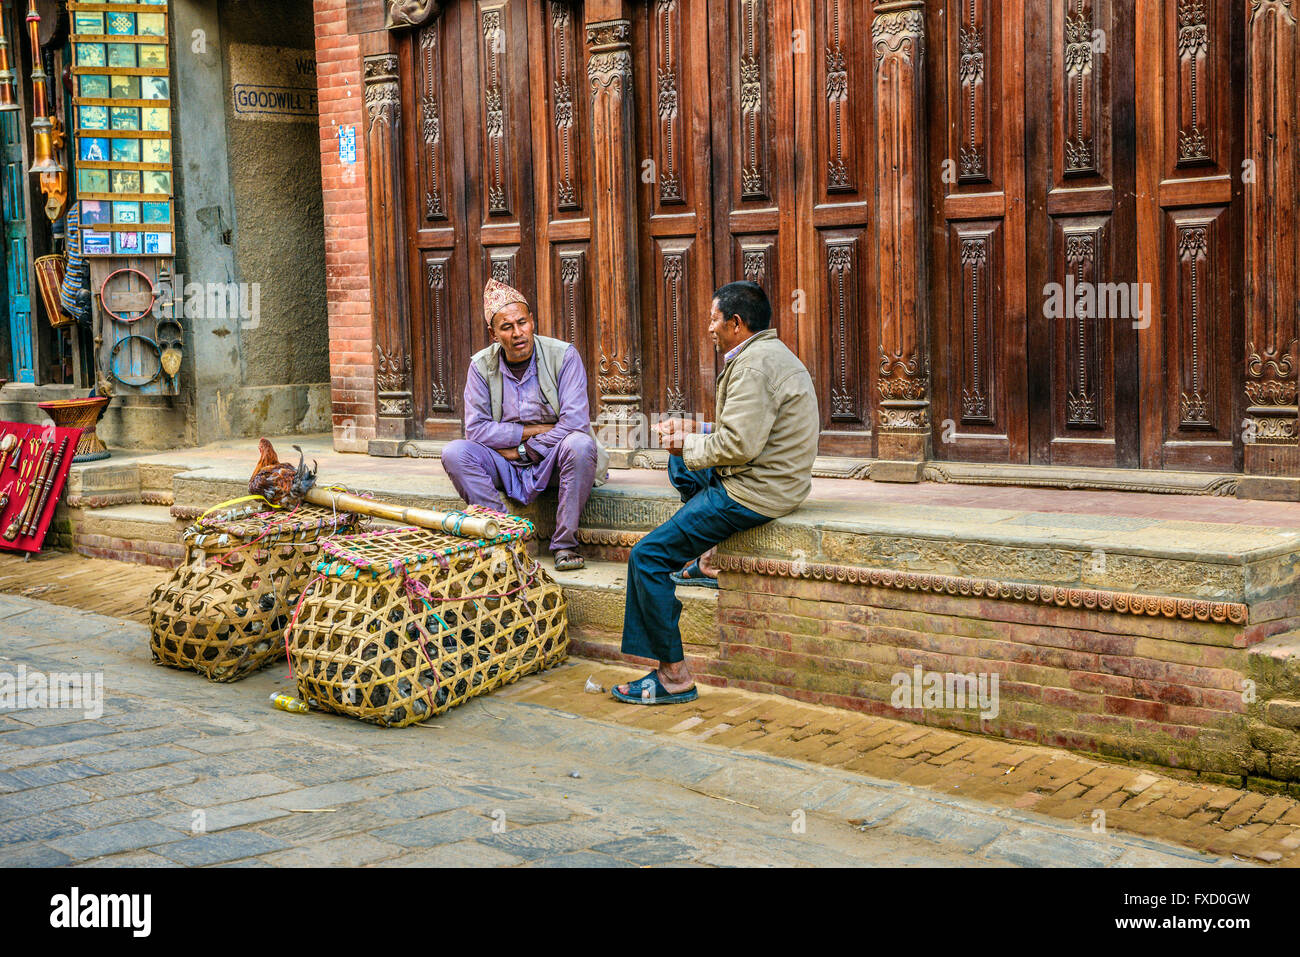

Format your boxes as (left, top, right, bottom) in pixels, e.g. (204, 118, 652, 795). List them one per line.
(463, 345, 593, 493)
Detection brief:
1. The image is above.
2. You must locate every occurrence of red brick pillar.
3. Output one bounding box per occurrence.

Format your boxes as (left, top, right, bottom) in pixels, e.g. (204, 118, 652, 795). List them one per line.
(314, 0, 375, 453)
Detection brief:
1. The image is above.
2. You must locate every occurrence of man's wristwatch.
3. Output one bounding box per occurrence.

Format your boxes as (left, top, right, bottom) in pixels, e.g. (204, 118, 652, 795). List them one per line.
(517, 441, 529, 462)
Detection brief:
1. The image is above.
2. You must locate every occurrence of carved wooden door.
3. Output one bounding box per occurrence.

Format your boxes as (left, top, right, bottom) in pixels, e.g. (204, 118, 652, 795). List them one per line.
(400, 0, 544, 439)
(1025, 0, 1142, 468)
(1133, 0, 1243, 472)
(632, 0, 718, 423)
(402, 0, 605, 437)
(700, 0, 875, 455)
(932, 0, 1246, 472)
(932, 0, 1142, 468)
(928, 0, 1030, 464)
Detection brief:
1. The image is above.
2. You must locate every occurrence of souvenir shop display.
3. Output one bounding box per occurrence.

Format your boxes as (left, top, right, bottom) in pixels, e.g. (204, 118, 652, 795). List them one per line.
(70, 0, 173, 257)
(0, 420, 83, 554)
(26, 0, 66, 223)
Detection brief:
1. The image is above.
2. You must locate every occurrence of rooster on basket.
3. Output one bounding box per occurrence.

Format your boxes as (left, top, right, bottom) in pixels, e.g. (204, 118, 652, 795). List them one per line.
(249, 439, 318, 508)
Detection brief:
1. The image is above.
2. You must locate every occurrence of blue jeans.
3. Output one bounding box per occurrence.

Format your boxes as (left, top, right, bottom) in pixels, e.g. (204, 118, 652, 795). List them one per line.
(620, 455, 770, 664)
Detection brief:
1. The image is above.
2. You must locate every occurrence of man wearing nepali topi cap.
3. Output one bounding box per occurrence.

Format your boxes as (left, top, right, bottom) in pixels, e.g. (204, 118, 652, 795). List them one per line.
(441, 278, 609, 571)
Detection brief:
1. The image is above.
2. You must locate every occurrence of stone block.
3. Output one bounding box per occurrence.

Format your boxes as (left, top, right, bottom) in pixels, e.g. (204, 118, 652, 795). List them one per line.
(1266, 699, 1300, 731)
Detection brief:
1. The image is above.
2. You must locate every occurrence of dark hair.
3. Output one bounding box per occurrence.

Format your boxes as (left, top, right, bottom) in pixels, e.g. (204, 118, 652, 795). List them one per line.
(713, 280, 772, 333)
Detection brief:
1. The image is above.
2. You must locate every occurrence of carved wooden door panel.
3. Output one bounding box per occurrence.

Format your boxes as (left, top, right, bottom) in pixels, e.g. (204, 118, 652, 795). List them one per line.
(803, 0, 875, 455)
(1134, 0, 1243, 472)
(632, 0, 718, 423)
(1024, 0, 1141, 468)
(705, 0, 875, 455)
(401, 0, 541, 439)
(706, 0, 799, 415)
(929, 0, 1030, 464)
(933, 0, 1247, 473)
(529, 1, 598, 414)
(401, 9, 470, 439)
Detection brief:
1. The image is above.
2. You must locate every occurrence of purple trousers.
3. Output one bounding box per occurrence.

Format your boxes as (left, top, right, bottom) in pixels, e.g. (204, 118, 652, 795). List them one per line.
(440, 432, 598, 552)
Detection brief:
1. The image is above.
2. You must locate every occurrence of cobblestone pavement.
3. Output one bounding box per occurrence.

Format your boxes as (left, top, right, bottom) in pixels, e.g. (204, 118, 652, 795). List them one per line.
(0, 593, 1223, 867)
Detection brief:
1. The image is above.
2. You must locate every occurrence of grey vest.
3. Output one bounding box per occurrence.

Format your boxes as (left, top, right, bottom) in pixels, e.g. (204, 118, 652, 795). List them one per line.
(470, 334, 609, 485)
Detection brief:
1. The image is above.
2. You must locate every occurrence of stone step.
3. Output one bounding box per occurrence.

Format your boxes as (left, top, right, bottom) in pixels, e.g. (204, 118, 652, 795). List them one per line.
(56, 503, 187, 568)
(545, 556, 719, 667)
(64, 460, 141, 509)
(139, 463, 186, 506)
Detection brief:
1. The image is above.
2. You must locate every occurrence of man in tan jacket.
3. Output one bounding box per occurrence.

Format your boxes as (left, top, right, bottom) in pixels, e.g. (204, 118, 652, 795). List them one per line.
(612, 281, 820, 705)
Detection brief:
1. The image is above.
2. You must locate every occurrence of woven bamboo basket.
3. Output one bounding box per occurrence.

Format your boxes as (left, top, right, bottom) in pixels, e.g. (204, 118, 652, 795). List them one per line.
(287, 508, 567, 728)
(148, 501, 363, 682)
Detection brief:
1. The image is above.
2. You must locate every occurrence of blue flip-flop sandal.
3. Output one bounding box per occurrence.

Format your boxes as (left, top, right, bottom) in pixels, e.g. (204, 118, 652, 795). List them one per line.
(610, 670, 699, 705)
(669, 559, 719, 590)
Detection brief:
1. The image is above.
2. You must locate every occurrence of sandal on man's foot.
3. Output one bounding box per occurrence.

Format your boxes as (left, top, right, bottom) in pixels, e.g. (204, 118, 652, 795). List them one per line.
(669, 558, 719, 589)
(553, 549, 585, 572)
(610, 669, 699, 706)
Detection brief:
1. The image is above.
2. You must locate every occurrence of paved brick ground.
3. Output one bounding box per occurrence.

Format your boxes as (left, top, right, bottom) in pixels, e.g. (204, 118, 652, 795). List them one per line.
(507, 665, 1299, 865)
(3, 551, 1292, 865)
(0, 587, 1221, 867)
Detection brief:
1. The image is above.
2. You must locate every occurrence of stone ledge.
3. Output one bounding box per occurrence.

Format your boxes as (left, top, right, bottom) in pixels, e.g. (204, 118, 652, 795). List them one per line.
(715, 554, 1250, 625)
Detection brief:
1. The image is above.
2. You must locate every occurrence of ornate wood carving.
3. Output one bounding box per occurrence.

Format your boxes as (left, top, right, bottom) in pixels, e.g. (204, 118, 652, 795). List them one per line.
(661, 248, 688, 416)
(1063, 0, 1096, 176)
(480, 7, 510, 215)
(738, 0, 769, 200)
(1175, 225, 1211, 428)
(488, 251, 516, 287)
(741, 244, 771, 289)
(654, 0, 684, 205)
(716, 555, 1249, 625)
(363, 51, 413, 442)
(824, 0, 855, 192)
(550, 3, 582, 212)
(558, 250, 585, 346)
(1243, 0, 1299, 465)
(1063, 231, 1103, 428)
(1175, 0, 1212, 165)
(388, 0, 440, 31)
(957, 0, 989, 182)
(959, 235, 994, 424)
(425, 257, 452, 412)
(826, 240, 859, 422)
(587, 17, 642, 428)
(872, 3, 929, 453)
(364, 53, 401, 134)
(375, 345, 413, 417)
(417, 24, 446, 221)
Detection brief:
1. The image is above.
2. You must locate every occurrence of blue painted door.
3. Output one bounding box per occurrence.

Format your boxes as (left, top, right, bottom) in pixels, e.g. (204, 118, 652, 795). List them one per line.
(1, 109, 32, 384)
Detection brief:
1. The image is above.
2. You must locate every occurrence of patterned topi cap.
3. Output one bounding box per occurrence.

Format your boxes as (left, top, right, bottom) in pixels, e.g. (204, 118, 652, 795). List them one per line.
(483, 277, 529, 326)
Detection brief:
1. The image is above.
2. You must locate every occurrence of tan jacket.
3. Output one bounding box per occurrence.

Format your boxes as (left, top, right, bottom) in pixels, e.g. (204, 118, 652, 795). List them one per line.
(682, 329, 820, 518)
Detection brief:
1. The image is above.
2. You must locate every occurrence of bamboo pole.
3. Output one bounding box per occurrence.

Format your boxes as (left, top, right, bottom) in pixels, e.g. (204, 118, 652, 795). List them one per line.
(304, 487, 501, 541)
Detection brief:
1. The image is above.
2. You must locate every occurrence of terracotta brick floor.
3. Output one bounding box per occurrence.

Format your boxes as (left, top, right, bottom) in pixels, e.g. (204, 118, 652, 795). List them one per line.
(499, 663, 1300, 866)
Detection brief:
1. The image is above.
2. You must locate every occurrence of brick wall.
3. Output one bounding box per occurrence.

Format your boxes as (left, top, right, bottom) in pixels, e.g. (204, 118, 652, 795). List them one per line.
(569, 569, 1300, 782)
(314, 0, 373, 452)
(711, 574, 1285, 778)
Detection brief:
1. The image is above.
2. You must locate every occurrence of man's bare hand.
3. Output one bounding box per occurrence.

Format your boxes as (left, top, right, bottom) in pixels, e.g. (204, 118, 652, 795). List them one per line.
(522, 424, 554, 440)
(652, 417, 700, 437)
(497, 447, 521, 462)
